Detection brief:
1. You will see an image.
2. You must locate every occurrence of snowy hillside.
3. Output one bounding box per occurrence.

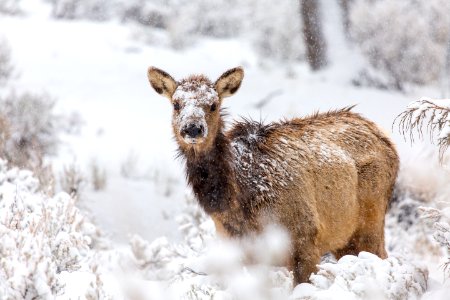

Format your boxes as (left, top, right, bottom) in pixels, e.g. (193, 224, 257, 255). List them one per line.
(0, 0, 450, 299)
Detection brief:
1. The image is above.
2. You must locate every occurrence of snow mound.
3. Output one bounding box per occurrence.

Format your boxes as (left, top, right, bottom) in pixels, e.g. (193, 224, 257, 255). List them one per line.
(292, 252, 428, 300)
(0, 159, 95, 299)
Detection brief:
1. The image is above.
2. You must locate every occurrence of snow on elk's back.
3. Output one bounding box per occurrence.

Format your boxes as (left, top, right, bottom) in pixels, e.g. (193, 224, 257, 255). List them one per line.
(305, 128, 353, 166)
(172, 75, 219, 136)
(230, 121, 302, 208)
(230, 120, 356, 209)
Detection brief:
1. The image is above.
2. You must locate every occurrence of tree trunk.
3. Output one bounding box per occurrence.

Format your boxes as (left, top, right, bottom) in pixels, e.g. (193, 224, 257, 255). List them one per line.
(442, 38, 450, 98)
(338, 0, 351, 38)
(301, 0, 327, 70)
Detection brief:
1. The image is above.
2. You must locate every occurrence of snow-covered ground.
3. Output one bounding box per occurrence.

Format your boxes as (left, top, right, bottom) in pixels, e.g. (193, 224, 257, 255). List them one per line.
(0, 1, 449, 299)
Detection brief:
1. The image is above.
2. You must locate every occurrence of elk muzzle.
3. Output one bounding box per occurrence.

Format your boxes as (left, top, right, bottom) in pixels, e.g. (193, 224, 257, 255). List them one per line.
(181, 124, 205, 140)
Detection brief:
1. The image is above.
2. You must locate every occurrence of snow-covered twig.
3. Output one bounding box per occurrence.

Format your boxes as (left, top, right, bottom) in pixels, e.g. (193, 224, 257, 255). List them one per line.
(395, 97, 450, 162)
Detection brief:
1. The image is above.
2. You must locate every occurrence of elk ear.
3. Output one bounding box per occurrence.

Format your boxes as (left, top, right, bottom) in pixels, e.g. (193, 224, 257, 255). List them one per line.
(147, 67, 177, 99)
(214, 67, 244, 98)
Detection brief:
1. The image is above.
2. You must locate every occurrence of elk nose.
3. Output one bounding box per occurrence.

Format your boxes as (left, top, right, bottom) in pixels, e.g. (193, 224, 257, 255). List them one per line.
(182, 124, 204, 138)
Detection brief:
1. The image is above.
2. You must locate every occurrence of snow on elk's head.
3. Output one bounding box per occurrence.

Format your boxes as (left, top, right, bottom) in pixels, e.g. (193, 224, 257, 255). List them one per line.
(147, 67, 244, 151)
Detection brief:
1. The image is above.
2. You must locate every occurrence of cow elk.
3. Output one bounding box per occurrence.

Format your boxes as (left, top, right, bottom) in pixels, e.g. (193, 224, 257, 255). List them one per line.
(147, 66, 399, 284)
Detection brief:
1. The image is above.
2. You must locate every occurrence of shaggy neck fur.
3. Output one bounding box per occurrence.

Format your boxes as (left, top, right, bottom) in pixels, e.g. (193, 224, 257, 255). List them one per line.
(180, 120, 237, 215)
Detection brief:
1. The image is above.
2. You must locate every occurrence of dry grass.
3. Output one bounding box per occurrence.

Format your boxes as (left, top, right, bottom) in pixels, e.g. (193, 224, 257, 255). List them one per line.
(395, 98, 450, 162)
(60, 162, 85, 198)
(0, 38, 14, 85)
(90, 158, 107, 191)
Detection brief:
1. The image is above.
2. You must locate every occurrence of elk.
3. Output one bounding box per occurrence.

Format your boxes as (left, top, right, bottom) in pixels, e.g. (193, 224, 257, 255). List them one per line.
(147, 66, 399, 284)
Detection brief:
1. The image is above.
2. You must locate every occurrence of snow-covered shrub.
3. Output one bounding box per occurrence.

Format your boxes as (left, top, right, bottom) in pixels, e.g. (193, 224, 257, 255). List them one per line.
(0, 91, 60, 193)
(0, 91, 59, 168)
(174, 0, 245, 38)
(162, 0, 246, 49)
(118, 0, 168, 28)
(175, 194, 215, 249)
(121, 0, 245, 37)
(391, 97, 450, 292)
(47, 0, 113, 21)
(249, 0, 304, 63)
(0, 160, 95, 299)
(0, 0, 21, 15)
(122, 0, 304, 61)
(292, 252, 428, 300)
(419, 206, 450, 278)
(386, 150, 450, 258)
(167, 0, 304, 60)
(0, 38, 14, 86)
(350, 0, 450, 88)
(386, 193, 441, 257)
(124, 193, 432, 299)
(28, 185, 435, 299)
(129, 195, 215, 282)
(125, 195, 294, 299)
(129, 229, 293, 299)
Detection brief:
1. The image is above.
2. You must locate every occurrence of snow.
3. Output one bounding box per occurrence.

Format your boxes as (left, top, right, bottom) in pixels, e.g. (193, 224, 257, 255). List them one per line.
(173, 83, 218, 106)
(292, 252, 428, 300)
(0, 0, 450, 299)
(317, 142, 352, 166)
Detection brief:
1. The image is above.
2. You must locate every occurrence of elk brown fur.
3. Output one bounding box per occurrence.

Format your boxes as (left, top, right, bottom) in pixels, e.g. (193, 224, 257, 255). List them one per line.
(147, 66, 399, 284)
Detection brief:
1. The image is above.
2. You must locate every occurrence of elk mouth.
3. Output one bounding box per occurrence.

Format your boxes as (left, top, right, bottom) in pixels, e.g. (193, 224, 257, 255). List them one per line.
(182, 136, 205, 145)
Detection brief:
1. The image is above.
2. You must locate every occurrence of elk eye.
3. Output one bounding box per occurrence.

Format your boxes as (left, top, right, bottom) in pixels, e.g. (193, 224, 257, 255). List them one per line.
(173, 102, 180, 111)
(210, 103, 217, 112)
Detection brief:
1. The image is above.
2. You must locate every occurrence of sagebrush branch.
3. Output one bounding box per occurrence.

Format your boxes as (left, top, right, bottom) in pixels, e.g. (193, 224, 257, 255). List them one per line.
(395, 98, 450, 161)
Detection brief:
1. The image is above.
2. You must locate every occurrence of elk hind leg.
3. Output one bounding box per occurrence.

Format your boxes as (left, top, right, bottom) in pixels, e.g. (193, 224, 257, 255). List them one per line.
(292, 246, 321, 284)
(333, 222, 387, 260)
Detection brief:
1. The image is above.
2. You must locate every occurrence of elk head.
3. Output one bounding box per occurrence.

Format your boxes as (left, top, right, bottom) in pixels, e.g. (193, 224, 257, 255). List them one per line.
(147, 67, 244, 152)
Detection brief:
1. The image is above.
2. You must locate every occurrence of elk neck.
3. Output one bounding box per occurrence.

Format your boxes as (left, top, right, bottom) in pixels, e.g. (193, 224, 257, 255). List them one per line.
(180, 121, 237, 215)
